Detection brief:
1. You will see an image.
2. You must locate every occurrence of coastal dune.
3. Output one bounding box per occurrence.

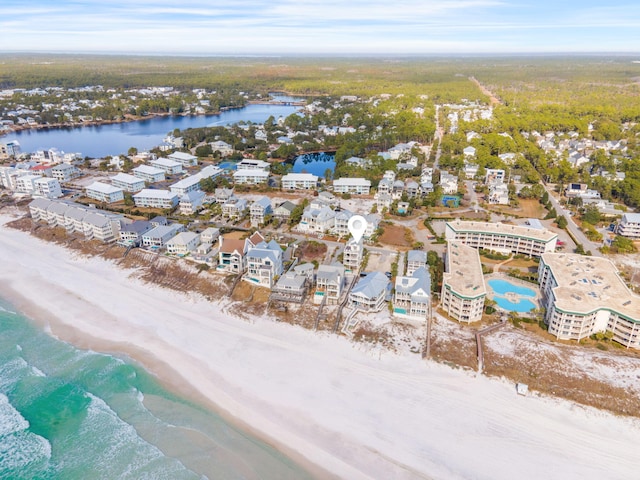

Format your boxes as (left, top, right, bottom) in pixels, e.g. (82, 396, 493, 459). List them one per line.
(1, 212, 640, 480)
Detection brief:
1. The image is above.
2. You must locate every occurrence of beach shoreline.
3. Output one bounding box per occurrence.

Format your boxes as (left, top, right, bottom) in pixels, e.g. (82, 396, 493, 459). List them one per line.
(2, 209, 640, 480)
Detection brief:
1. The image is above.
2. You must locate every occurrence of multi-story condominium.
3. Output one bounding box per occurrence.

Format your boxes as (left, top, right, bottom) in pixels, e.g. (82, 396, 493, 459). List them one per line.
(348, 271, 390, 312)
(14, 174, 42, 195)
(170, 175, 202, 196)
(132, 165, 165, 183)
(538, 253, 640, 349)
(217, 236, 249, 274)
(141, 224, 184, 248)
(0, 140, 21, 159)
(33, 177, 63, 198)
(250, 197, 272, 227)
(133, 189, 179, 209)
(179, 190, 206, 215)
(441, 241, 486, 323)
(166, 232, 201, 255)
(85, 182, 124, 204)
(236, 159, 270, 171)
(244, 239, 284, 288)
(118, 220, 153, 246)
(332, 177, 371, 195)
(111, 173, 145, 193)
(314, 263, 345, 305)
(29, 198, 122, 243)
(0, 166, 23, 190)
(150, 158, 183, 175)
(222, 198, 248, 220)
(393, 266, 431, 322)
(232, 169, 269, 185)
(406, 250, 427, 276)
(617, 213, 640, 239)
(167, 151, 198, 167)
(343, 238, 364, 271)
(445, 220, 557, 257)
(51, 164, 81, 183)
(281, 173, 318, 190)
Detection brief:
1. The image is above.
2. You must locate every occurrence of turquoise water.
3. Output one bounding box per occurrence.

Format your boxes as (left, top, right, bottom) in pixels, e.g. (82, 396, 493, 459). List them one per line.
(493, 297, 536, 313)
(0, 299, 313, 480)
(488, 279, 536, 297)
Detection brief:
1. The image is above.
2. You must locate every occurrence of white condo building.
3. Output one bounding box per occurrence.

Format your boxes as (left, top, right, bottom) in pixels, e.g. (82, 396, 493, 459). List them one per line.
(617, 213, 640, 239)
(111, 173, 145, 193)
(281, 173, 318, 190)
(133, 189, 179, 209)
(167, 151, 198, 167)
(539, 253, 640, 349)
(150, 158, 183, 175)
(85, 182, 124, 204)
(441, 242, 486, 323)
(332, 177, 371, 195)
(445, 220, 557, 257)
(132, 165, 166, 183)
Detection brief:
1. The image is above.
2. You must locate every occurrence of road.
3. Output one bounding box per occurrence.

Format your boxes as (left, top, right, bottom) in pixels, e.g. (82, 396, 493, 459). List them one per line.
(541, 183, 603, 256)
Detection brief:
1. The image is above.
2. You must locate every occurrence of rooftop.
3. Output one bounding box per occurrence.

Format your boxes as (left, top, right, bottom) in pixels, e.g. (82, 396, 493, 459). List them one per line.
(86, 181, 123, 195)
(542, 253, 640, 321)
(446, 219, 557, 242)
(443, 241, 486, 299)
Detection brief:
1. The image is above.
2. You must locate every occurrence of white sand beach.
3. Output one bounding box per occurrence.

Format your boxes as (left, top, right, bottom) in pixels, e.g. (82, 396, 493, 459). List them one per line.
(1, 211, 640, 480)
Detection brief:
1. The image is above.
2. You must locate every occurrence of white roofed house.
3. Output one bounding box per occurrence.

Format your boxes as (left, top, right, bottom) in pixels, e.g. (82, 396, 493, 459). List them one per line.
(281, 173, 318, 190)
(133, 189, 179, 209)
(406, 250, 427, 276)
(85, 182, 124, 204)
(485, 169, 505, 186)
(222, 197, 248, 220)
(132, 164, 165, 183)
(343, 238, 364, 271)
(210, 140, 233, 157)
(233, 169, 269, 185)
(488, 183, 509, 205)
(348, 271, 391, 312)
(315, 263, 345, 305)
(250, 196, 273, 227)
(439, 172, 459, 194)
(333, 177, 371, 195)
(166, 232, 201, 256)
(298, 204, 335, 234)
(393, 267, 431, 322)
(244, 239, 284, 288)
(179, 190, 206, 215)
(168, 151, 198, 167)
(463, 146, 476, 158)
(617, 213, 640, 239)
(150, 158, 183, 175)
(141, 223, 184, 249)
(111, 173, 145, 193)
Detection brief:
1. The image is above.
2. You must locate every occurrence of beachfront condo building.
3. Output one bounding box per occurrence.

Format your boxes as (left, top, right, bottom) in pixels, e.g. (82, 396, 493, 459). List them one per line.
(51, 163, 81, 183)
(33, 177, 63, 199)
(538, 253, 640, 349)
(441, 241, 486, 323)
(445, 220, 557, 257)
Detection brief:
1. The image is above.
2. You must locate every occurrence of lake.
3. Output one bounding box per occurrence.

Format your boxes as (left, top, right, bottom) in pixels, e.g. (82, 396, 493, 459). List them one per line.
(291, 152, 336, 177)
(4, 102, 300, 158)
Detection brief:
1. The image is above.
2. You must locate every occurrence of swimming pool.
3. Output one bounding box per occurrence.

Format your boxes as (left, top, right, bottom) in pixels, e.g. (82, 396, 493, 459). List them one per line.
(488, 279, 536, 297)
(493, 297, 537, 312)
(487, 278, 538, 313)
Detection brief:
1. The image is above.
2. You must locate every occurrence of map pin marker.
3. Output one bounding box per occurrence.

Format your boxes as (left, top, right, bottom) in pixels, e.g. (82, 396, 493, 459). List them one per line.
(347, 215, 367, 243)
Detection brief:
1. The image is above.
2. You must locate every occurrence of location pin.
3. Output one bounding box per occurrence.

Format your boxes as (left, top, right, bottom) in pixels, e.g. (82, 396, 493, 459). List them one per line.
(347, 215, 367, 243)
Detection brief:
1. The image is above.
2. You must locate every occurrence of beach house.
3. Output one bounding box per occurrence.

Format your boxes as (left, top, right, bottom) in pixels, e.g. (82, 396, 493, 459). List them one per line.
(270, 273, 308, 303)
(166, 232, 201, 256)
(343, 238, 364, 271)
(348, 271, 390, 312)
(250, 197, 273, 227)
(273, 201, 296, 222)
(222, 198, 248, 220)
(406, 250, 427, 276)
(314, 263, 345, 305)
(118, 220, 153, 246)
(141, 224, 184, 249)
(179, 190, 206, 215)
(393, 267, 431, 322)
(218, 236, 249, 274)
(244, 239, 284, 288)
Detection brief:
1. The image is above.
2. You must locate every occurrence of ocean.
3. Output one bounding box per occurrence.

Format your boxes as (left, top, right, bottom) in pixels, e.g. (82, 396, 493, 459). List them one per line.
(0, 298, 314, 480)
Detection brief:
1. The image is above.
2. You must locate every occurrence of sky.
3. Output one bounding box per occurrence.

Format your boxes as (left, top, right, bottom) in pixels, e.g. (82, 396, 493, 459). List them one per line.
(1, 1, 639, 56)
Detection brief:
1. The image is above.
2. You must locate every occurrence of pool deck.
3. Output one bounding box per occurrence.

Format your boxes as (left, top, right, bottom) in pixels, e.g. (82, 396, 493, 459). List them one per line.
(484, 273, 540, 314)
